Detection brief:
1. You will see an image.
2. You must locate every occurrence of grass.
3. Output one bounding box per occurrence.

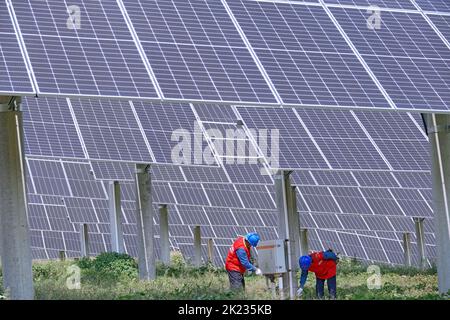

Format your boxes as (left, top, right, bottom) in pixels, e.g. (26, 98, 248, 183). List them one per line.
(0, 252, 448, 300)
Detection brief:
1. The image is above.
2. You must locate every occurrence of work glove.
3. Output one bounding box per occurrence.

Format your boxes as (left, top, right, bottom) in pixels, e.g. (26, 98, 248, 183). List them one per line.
(255, 268, 263, 276)
(296, 287, 304, 297)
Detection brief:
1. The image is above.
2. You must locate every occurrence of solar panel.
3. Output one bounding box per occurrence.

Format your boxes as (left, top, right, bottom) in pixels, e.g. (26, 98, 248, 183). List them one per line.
(297, 110, 389, 170)
(122, 0, 277, 104)
(71, 99, 153, 163)
(90, 161, 135, 181)
(329, 187, 373, 214)
(63, 162, 107, 199)
(227, 0, 390, 108)
(298, 186, 342, 213)
(134, 102, 218, 165)
(23, 97, 85, 159)
(28, 159, 71, 197)
(203, 183, 243, 208)
(11, 0, 158, 98)
(0, 1, 34, 94)
(234, 184, 276, 210)
(310, 171, 358, 186)
(416, 0, 450, 13)
(238, 107, 329, 169)
(352, 171, 400, 188)
(331, 7, 450, 111)
(324, 0, 416, 10)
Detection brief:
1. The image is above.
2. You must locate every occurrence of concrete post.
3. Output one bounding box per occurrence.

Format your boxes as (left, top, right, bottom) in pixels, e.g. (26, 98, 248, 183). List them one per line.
(80, 224, 89, 257)
(300, 229, 309, 256)
(193, 226, 202, 267)
(427, 113, 450, 294)
(207, 238, 214, 264)
(403, 233, 412, 267)
(274, 170, 298, 300)
(135, 164, 156, 280)
(414, 218, 427, 269)
(159, 204, 170, 265)
(0, 97, 34, 300)
(109, 181, 124, 253)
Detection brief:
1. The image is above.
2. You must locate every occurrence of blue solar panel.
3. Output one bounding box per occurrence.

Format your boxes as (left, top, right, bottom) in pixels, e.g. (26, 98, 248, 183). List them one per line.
(11, 0, 158, 98)
(63, 162, 107, 199)
(297, 110, 390, 170)
(310, 171, 358, 186)
(0, 1, 34, 94)
(416, 0, 450, 12)
(324, 0, 416, 10)
(90, 161, 135, 181)
(298, 186, 342, 213)
(123, 0, 277, 104)
(203, 183, 243, 208)
(394, 172, 431, 189)
(429, 14, 450, 43)
(227, 0, 390, 108)
(330, 187, 373, 214)
(238, 107, 330, 169)
(71, 98, 153, 163)
(332, 7, 450, 110)
(23, 97, 85, 159)
(352, 171, 400, 188)
(359, 188, 405, 216)
(234, 184, 275, 210)
(134, 102, 217, 165)
(28, 159, 71, 197)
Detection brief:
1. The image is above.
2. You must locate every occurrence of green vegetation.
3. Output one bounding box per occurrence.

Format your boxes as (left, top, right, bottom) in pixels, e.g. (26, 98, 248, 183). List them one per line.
(0, 253, 447, 300)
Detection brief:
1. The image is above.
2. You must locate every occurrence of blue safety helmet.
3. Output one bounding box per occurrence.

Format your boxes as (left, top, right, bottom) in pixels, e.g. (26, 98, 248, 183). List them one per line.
(245, 232, 260, 247)
(299, 255, 312, 270)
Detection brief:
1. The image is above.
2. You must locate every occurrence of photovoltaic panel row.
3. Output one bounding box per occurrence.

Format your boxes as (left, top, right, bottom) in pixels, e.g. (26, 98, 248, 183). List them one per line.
(331, 7, 450, 111)
(10, 0, 159, 99)
(122, 0, 277, 104)
(0, 1, 34, 94)
(227, 0, 391, 108)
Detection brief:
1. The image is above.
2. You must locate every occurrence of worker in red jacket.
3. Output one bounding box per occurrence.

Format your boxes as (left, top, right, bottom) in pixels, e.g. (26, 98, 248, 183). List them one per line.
(225, 232, 263, 291)
(297, 249, 339, 299)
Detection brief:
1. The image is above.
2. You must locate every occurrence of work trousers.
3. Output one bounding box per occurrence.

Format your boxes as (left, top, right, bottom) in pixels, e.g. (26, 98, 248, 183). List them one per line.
(316, 275, 337, 299)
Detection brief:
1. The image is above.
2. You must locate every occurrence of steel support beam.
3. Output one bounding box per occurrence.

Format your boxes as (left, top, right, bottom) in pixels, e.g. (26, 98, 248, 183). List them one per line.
(135, 164, 156, 280)
(109, 181, 124, 253)
(159, 204, 170, 265)
(274, 171, 299, 300)
(0, 97, 34, 300)
(403, 233, 412, 267)
(193, 226, 202, 267)
(426, 113, 450, 294)
(80, 224, 89, 258)
(414, 218, 427, 270)
(207, 238, 214, 264)
(300, 229, 309, 257)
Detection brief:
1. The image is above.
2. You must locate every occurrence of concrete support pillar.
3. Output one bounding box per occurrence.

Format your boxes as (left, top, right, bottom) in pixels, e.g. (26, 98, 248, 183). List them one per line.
(135, 164, 156, 280)
(207, 238, 214, 264)
(193, 226, 202, 267)
(109, 181, 124, 253)
(427, 113, 450, 294)
(300, 228, 309, 256)
(414, 218, 427, 270)
(403, 233, 412, 267)
(274, 171, 300, 300)
(159, 204, 170, 265)
(80, 224, 89, 258)
(0, 97, 34, 300)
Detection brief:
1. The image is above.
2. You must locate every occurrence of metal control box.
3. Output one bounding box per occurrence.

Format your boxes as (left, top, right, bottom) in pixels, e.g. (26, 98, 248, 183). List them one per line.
(257, 239, 287, 275)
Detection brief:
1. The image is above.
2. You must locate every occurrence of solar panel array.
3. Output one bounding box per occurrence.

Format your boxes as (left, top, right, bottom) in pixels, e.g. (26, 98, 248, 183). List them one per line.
(1, 0, 450, 112)
(2, 0, 446, 267)
(21, 93, 435, 266)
